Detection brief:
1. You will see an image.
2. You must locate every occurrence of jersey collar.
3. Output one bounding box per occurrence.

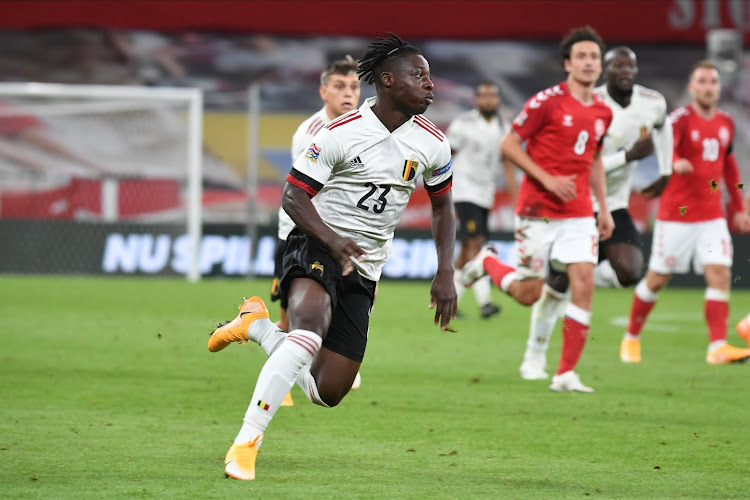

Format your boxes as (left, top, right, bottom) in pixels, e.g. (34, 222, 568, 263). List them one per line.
(360, 96, 417, 136)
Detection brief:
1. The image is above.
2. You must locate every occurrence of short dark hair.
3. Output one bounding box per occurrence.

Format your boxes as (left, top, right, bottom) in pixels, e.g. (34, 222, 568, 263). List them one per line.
(320, 55, 359, 86)
(603, 46, 636, 67)
(560, 26, 605, 62)
(357, 32, 421, 85)
(690, 59, 720, 79)
(475, 80, 499, 95)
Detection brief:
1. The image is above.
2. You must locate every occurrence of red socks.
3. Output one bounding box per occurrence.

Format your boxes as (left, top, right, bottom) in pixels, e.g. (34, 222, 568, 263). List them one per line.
(556, 304, 591, 375)
(627, 295, 656, 338)
(705, 299, 728, 344)
(483, 256, 515, 290)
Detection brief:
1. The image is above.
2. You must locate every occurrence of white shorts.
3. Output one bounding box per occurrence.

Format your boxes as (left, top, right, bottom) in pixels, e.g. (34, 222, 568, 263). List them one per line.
(514, 216, 599, 280)
(648, 218, 733, 275)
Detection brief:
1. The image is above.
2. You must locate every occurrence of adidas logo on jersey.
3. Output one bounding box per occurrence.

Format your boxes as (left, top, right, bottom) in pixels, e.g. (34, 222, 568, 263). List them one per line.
(349, 156, 364, 166)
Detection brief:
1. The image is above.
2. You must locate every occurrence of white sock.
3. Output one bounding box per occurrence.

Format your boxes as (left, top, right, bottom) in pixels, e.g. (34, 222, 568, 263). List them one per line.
(594, 260, 622, 288)
(454, 269, 466, 302)
(234, 329, 321, 444)
(635, 279, 658, 302)
(705, 287, 729, 301)
(708, 340, 727, 351)
(526, 285, 566, 354)
(564, 302, 592, 326)
(500, 271, 518, 293)
(472, 276, 492, 306)
(295, 363, 331, 407)
(248, 317, 287, 356)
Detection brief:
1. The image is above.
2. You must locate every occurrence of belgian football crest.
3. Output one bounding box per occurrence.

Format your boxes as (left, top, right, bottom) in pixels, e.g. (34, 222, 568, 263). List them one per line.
(402, 159, 419, 181)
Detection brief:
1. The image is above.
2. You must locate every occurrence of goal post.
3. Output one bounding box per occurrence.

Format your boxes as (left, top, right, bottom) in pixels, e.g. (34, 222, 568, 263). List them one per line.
(0, 82, 204, 281)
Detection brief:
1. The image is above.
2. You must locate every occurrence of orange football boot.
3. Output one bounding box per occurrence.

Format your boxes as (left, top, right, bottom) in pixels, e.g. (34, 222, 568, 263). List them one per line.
(737, 314, 750, 346)
(208, 296, 269, 352)
(224, 435, 262, 480)
(706, 343, 750, 365)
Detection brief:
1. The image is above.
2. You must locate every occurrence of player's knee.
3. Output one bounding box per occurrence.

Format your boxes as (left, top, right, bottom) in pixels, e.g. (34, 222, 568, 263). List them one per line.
(317, 385, 348, 407)
(570, 272, 595, 297)
(612, 257, 644, 287)
(616, 268, 642, 287)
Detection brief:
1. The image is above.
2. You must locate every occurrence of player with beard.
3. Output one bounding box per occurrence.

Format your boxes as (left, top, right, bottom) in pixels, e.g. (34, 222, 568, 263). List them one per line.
(447, 81, 509, 319)
(623, 60, 750, 364)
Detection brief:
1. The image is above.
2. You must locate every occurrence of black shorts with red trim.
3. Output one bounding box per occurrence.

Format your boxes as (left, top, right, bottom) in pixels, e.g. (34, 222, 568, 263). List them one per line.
(596, 208, 643, 262)
(455, 202, 489, 243)
(280, 228, 376, 362)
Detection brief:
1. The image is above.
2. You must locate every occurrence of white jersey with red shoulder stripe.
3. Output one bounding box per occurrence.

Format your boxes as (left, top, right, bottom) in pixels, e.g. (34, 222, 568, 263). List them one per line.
(278, 107, 332, 240)
(511, 81, 612, 219)
(288, 96, 453, 280)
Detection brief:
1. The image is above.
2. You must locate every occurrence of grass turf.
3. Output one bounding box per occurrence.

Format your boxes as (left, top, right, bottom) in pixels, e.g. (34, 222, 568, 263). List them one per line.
(2, 276, 749, 499)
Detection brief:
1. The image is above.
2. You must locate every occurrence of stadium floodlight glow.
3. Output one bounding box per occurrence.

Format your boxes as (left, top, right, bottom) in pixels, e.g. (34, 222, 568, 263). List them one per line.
(0, 82, 204, 282)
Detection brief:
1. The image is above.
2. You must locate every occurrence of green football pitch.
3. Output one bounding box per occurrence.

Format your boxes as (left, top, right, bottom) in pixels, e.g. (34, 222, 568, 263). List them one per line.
(2, 276, 749, 499)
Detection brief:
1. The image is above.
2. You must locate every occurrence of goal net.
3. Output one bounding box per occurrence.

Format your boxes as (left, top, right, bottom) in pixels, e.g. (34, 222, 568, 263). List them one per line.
(0, 83, 216, 281)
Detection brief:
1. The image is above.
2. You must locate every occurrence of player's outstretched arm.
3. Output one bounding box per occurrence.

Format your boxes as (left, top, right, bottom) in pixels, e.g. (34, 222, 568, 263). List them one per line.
(427, 190, 457, 330)
(282, 183, 365, 276)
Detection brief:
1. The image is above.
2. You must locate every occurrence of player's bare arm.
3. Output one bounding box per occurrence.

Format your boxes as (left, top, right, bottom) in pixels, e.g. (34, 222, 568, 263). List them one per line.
(500, 130, 576, 202)
(502, 157, 519, 204)
(625, 133, 654, 162)
(427, 190, 458, 330)
(723, 151, 750, 232)
(640, 176, 670, 199)
(282, 183, 365, 276)
(590, 151, 614, 240)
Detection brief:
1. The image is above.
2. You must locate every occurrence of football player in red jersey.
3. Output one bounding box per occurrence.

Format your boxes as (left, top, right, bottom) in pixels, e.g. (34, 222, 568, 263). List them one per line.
(462, 26, 613, 392)
(622, 60, 750, 365)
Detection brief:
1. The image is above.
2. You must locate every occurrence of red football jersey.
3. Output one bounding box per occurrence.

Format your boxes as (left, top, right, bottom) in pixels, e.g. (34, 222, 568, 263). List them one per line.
(511, 81, 612, 219)
(659, 105, 734, 222)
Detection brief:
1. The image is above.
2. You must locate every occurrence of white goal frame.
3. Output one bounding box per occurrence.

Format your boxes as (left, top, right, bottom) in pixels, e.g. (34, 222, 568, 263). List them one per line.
(0, 82, 204, 282)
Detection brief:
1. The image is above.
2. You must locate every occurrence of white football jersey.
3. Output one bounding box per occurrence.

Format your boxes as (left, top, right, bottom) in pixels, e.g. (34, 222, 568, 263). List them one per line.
(289, 97, 453, 280)
(446, 109, 508, 208)
(278, 107, 332, 240)
(594, 84, 669, 211)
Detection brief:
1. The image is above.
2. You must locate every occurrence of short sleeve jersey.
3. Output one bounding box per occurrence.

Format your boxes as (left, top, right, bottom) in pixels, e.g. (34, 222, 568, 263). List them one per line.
(594, 84, 668, 212)
(511, 81, 612, 219)
(658, 105, 734, 222)
(278, 107, 331, 240)
(288, 96, 453, 280)
(446, 108, 508, 208)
